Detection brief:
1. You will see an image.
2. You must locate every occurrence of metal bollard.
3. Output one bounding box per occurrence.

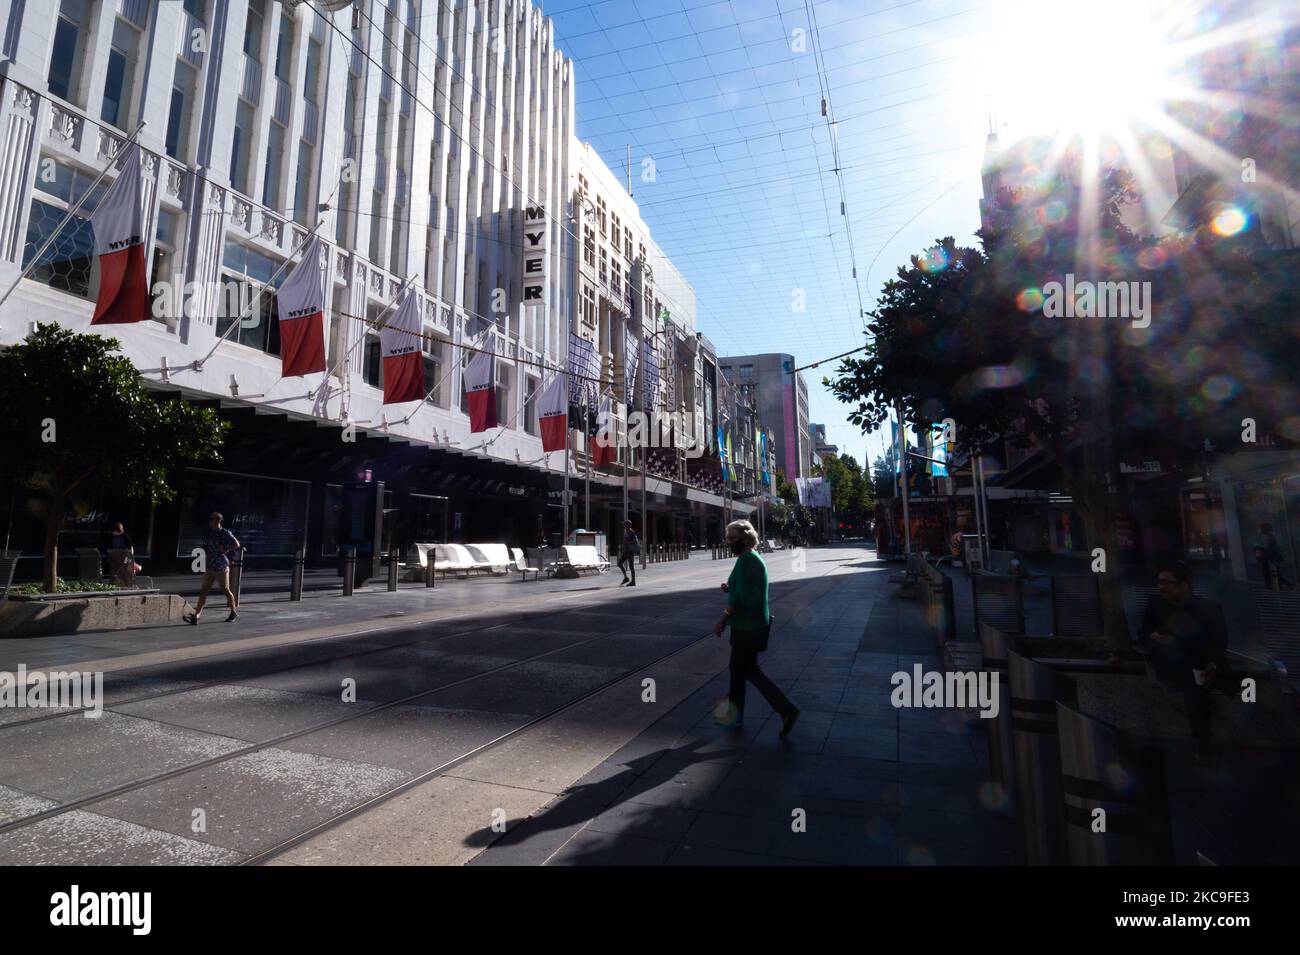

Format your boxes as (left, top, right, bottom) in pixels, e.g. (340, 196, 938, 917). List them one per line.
(290, 549, 305, 601)
(1007, 647, 1077, 865)
(978, 622, 1014, 814)
(1057, 702, 1174, 865)
(425, 556, 435, 588)
(231, 549, 245, 606)
(343, 549, 356, 596)
(387, 551, 399, 592)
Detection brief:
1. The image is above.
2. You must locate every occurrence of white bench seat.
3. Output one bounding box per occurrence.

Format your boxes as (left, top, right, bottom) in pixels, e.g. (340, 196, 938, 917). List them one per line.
(560, 545, 609, 575)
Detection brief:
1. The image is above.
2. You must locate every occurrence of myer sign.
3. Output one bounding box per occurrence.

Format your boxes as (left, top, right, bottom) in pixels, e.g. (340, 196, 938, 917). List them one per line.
(522, 204, 546, 304)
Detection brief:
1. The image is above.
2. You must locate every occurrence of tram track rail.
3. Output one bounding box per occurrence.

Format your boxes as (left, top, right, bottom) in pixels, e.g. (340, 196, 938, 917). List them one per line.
(0, 558, 851, 863)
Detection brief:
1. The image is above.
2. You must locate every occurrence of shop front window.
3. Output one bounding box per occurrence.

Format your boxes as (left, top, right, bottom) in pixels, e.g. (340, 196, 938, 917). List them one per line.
(1235, 475, 1297, 584)
(1181, 485, 1227, 563)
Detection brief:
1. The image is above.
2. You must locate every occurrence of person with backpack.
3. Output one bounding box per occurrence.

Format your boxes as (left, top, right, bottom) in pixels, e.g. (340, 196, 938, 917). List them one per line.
(713, 519, 799, 736)
(618, 519, 640, 587)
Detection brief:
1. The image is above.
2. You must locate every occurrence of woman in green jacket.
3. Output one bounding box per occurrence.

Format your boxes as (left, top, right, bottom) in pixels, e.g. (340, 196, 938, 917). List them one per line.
(714, 519, 799, 735)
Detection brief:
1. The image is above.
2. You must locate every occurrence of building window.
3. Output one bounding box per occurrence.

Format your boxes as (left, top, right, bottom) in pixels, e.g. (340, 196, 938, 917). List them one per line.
(263, 122, 285, 210)
(219, 241, 283, 355)
(166, 61, 199, 161)
(598, 244, 607, 287)
(580, 284, 596, 330)
(231, 101, 255, 196)
(151, 209, 180, 327)
(364, 334, 382, 388)
(422, 335, 446, 407)
(22, 198, 94, 298)
(244, 0, 265, 57)
(523, 374, 539, 435)
(100, 17, 142, 130)
(495, 362, 511, 426)
(48, 0, 91, 105)
(583, 225, 595, 267)
(739, 364, 754, 381)
(294, 142, 315, 226)
(624, 227, 632, 259)
(274, 11, 294, 83)
(304, 38, 323, 101)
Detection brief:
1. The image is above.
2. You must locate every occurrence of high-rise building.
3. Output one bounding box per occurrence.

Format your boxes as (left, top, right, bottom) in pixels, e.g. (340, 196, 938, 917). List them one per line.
(0, 0, 747, 572)
(717, 353, 812, 479)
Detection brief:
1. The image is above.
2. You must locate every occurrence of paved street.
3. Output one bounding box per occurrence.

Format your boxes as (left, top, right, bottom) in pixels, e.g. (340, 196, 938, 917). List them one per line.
(0, 545, 1014, 865)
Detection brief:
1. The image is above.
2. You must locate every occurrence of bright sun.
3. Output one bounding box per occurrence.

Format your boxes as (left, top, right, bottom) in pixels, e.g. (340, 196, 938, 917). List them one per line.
(990, 0, 1176, 139)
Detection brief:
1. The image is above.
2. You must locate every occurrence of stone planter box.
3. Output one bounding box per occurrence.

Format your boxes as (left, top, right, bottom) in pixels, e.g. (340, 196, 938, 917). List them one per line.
(0, 591, 190, 638)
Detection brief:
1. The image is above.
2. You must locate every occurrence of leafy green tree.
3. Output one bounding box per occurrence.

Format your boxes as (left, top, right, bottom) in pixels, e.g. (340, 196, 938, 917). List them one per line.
(871, 455, 894, 499)
(0, 324, 229, 591)
(775, 467, 797, 506)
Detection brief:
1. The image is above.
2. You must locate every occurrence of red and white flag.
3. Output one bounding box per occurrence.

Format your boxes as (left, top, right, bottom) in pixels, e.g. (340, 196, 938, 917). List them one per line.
(275, 236, 327, 377)
(538, 372, 567, 452)
(380, 286, 424, 404)
(463, 335, 497, 432)
(90, 143, 149, 325)
(592, 392, 617, 467)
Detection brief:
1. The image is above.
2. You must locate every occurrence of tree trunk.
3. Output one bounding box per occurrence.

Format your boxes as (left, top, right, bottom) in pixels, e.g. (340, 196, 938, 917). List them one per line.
(43, 502, 63, 594)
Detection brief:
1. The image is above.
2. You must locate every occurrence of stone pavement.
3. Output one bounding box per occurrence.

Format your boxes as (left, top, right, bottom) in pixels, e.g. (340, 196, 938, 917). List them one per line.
(472, 551, 1017, 865)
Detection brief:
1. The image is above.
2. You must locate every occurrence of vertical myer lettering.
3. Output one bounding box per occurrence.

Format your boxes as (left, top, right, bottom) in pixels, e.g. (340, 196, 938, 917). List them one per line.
(521, 204, 547, 305)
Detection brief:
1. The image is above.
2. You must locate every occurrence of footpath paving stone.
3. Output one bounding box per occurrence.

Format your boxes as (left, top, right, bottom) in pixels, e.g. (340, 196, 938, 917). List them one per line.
(467, 553, 1017, 866)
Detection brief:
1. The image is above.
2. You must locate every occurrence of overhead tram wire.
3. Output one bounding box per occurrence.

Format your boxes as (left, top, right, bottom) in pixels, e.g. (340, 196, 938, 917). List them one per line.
(335, 0, 986, 358)
(323, 0, 745, 358)
(804, 0, 867, 329)
(586, 0, 798, 358)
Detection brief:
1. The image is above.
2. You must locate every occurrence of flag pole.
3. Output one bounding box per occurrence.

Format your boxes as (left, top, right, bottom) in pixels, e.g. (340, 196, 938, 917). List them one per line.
(583, 385, 591, 531)
(0, 120, 148, 316)
(313, 273, 415, 404)
(563, 347, 571, 545)
(895, 401, 912, 556)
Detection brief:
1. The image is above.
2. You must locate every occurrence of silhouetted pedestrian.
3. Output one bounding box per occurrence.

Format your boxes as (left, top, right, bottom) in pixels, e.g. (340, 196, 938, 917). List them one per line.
(1254, 523, 1293, 591)
(1135, 560, 1229, 764)
(617, 520, 639, 587)
(714, 519, 798, 735)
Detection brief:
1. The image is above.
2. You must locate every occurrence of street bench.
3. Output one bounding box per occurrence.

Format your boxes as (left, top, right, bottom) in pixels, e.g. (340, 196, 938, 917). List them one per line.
(511, 547, 542, 581)
(464, 543, 511, 575)
(557, 545, 609, 576)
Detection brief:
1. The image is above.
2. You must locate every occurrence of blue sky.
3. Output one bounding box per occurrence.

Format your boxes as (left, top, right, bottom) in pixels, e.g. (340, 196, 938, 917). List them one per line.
(545, 0, 1001, 470)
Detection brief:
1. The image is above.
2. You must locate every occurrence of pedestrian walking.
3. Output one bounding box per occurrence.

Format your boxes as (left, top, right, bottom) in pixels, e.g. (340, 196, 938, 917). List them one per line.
(1254, 523, 1293, 591)
(713, 519, 799, 735)
(183, 512, 241, 624)
(1135, 560, 1230, 765)
(617, 519, 639, 586)
(105, 521, 138, 586)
